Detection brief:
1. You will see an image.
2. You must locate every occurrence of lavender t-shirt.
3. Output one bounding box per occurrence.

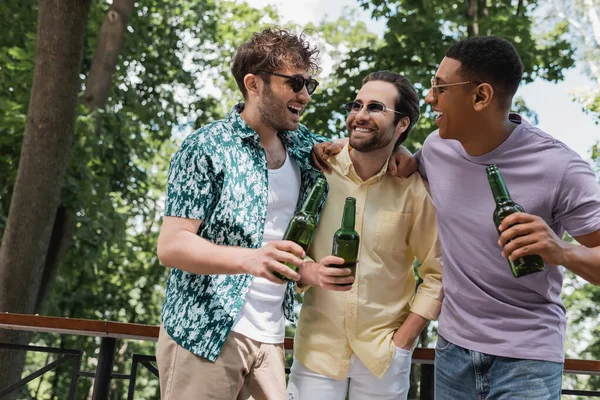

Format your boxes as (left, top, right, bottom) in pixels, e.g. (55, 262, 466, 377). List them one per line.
(416, 114, 600, 363)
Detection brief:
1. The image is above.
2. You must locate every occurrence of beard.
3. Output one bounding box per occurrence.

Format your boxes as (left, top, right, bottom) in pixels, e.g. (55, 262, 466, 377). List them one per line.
(348, 125, 396, 153)
(258, 83, 298, 132)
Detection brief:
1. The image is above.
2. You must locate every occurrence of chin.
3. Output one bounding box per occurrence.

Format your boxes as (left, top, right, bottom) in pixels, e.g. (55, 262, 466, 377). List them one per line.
(438, 129, 453, 140)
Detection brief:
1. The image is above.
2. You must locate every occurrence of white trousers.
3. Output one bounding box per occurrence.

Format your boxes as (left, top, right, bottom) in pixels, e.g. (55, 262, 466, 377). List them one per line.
(287, 347, 412, 400)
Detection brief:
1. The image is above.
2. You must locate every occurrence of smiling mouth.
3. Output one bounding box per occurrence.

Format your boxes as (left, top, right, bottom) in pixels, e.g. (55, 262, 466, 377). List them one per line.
(287, 105, 301, 116)
(352, 127, 374, 134)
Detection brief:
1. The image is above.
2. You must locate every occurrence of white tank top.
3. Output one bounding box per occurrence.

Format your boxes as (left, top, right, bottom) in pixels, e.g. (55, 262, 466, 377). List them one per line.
(231, 153, 301, 343)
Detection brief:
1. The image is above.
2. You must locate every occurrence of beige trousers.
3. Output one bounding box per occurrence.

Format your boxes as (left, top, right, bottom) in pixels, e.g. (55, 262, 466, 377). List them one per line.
(156, 326, 286, 400)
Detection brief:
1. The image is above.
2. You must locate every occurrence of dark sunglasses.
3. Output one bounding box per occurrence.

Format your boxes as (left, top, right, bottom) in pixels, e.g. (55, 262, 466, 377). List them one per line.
(343, 101, 404, 116)
(257, 71, 319, 95)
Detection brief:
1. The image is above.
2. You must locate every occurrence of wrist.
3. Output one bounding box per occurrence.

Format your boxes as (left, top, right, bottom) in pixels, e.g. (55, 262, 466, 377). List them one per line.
(233, 247, 252, 274)
(299, 261, 319, 286)
(560, 242, 577, 268)
(394, 327, 418, 343)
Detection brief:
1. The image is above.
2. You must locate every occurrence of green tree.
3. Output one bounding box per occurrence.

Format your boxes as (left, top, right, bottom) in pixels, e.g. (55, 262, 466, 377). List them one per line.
(0, 0, 280, 397)
(544, 0, 600, 121)
(302, 0, 575, 152)
(0, 0, 92, 394)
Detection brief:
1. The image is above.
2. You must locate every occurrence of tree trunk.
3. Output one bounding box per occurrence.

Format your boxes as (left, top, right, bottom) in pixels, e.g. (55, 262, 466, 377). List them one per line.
(0, 0, 91, 395)
(478, 0, 488, 17)
(35, 206, 73, 313)
(34, 0, 136, 318)
(466, 0, 479, 37)
(84, 0, 135, 111)
(516, 0, 523, 16)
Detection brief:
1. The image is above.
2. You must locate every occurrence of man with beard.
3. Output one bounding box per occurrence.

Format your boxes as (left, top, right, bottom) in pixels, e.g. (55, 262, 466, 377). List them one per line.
(155, 27, 328, 399)
(286, 71, 443, 400)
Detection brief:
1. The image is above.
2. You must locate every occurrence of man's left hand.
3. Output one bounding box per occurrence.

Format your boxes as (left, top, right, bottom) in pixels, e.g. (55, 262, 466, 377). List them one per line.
(498, 212, 568, 266)
(387, 146, 418, 178)
(392, 329, 416, 351)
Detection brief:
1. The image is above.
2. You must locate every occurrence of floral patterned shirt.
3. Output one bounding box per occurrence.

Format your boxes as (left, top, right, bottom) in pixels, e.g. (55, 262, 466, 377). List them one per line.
(161, 104, 328, 362)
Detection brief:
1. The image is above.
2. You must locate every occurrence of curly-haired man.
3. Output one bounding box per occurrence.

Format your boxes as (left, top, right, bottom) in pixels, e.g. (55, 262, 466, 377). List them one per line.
(155, 28, 329, 399)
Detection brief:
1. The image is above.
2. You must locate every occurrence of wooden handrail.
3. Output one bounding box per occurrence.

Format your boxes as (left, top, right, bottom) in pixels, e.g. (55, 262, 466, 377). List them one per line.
(0, 313, 598, 375)
(0, 313, 158, 341)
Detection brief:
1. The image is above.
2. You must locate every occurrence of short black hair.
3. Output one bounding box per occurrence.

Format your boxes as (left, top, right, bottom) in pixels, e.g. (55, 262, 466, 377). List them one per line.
(445, 36, 523, 106)
(362, 71, 420, 147)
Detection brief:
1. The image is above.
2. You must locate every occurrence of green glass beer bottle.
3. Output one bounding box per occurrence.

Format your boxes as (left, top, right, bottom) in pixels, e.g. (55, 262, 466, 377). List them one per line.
(486, 164, 545, 277)
(274, 178, 326, 281)
(331, 197, 360, 286)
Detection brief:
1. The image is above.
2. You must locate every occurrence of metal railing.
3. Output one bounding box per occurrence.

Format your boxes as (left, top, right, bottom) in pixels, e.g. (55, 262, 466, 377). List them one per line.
(0, 313, 599, 399)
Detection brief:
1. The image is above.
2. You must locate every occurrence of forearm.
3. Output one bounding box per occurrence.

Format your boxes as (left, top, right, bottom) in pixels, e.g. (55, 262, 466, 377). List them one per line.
(157, 229, 248, 275)
(563, 243, 600, 285)
(394, 312, 429, 347)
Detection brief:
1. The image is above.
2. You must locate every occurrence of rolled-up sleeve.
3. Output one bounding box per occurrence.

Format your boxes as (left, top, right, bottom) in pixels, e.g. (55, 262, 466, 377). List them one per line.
(408, 189, 443, 321)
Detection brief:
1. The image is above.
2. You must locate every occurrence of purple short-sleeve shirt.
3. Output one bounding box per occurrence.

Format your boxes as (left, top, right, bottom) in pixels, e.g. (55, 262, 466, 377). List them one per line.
(417, 114, 600, 363)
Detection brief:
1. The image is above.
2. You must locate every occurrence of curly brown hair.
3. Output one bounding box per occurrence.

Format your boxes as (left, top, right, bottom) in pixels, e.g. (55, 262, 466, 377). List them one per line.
(231, 27, 320, 98)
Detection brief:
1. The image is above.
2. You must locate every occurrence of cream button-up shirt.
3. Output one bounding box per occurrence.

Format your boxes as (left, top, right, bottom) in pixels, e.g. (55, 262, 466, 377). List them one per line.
(294, 144, 443, 379)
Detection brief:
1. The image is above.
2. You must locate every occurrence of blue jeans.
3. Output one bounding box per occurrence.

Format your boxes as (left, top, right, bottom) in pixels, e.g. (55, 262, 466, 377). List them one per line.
(434, 335, 563, 400)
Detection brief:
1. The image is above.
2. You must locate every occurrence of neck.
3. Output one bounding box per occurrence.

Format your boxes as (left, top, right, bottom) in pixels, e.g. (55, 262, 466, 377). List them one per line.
(348, 144, 393, 181)
(461, 112, 517, 156)
(239, 100, 279, 145)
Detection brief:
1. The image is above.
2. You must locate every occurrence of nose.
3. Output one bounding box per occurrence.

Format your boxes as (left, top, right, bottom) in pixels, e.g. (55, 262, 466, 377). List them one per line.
(355, 105, 370, 121)
(297, 84, 311, 101)
(425, 89, 435, 104)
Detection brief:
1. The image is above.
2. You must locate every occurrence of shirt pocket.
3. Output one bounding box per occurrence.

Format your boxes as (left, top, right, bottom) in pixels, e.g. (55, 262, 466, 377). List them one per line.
(373, 211, 411, 256)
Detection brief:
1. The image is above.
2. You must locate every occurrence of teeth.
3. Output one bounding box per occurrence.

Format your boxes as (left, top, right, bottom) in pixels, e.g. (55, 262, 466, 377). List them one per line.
(434, 111, 443, 117)
(288, 105, 302, 111)
(354, 127, 372, 133)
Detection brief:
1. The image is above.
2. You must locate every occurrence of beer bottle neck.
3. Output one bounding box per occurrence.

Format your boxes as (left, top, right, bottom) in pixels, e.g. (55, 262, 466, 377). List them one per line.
(341, 198, 356, 230)
(301, 178, 326, 215)
(486, 165, 511, 204)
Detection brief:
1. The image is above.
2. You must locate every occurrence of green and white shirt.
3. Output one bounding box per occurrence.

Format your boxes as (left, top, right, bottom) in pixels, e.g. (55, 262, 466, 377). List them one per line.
(162, 104, 328, 362)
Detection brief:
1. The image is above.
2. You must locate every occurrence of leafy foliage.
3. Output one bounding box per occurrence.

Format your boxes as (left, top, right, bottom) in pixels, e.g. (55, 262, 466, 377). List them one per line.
(302, 0, 575, 152)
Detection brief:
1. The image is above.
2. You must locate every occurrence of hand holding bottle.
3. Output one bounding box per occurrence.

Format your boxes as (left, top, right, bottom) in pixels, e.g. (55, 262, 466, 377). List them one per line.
(486, 164, 545, 277)
(241, 240, 304, 284)
(300, 256, 354, 291)
(498, 212, 567, 267)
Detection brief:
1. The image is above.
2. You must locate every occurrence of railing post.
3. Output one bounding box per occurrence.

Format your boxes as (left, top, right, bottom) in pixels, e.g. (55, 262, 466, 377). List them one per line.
(126, 355, 140, 400)
(67, 352, 82, 400)
(420, 364, 434, 400)
(92, 337, 116, 400)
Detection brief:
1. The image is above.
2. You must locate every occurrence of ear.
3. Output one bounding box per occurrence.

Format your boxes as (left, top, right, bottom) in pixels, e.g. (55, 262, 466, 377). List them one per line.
(394, 116, 410, 136)
(243, 73, 261, 98)
(473, 83, 494, 112)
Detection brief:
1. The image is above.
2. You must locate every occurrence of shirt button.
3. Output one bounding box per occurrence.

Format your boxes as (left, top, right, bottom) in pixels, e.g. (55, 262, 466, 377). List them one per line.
(348, 312, 354, 317)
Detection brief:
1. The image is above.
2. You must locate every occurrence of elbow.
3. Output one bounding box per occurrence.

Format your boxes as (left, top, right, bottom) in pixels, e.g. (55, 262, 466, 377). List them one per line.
(157, 235, 174, 268)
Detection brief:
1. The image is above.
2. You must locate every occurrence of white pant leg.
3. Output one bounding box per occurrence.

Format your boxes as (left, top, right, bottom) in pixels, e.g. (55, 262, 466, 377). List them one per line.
(348, 347, 412, 400)
(287, 358, 349, 400)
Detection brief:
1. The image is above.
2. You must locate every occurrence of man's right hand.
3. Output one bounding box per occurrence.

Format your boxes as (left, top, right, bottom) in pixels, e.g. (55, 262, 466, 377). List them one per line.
(300, 255, 354, 291)
(311, 142, 343, 172)
(240, 240, 304, 284)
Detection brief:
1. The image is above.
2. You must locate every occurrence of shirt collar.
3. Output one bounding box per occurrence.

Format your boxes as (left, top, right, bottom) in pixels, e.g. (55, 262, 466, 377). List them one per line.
(336, 144, 390, 183)
(228, 103, 259, 140)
